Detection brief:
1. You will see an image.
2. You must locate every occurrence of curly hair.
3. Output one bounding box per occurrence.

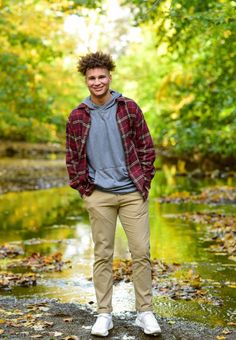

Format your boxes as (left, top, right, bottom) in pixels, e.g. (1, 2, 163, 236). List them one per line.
(77, 51, 116, 76)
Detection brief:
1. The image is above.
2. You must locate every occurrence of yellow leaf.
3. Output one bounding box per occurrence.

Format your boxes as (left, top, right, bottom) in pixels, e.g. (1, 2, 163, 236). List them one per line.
(216, 335, 226, 340)
(222, 328, 232, 335)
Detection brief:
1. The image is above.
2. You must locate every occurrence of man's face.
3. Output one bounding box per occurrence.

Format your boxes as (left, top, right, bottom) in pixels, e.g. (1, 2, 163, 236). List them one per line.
(85, 67, 111, 100)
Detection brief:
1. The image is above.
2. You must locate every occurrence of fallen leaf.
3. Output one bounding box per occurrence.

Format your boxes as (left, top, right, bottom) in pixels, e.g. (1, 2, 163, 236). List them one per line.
(7, 252, 71, 272)
(44, 321, 54, 327)
(222, 328, 232, 335)
(0, 329, 4, 334)
(32, 325, 44, 331)
(216, 336, 226, 340)
(31, 335, 43, 338)
(166, 211, 236, 260)
(167, 320, 176, 325)
(0, 272, 37, 290)
(63, 318, 73, 322)
(38, 307, 50, 312)
(158, 186, 236, 204)
(52, 331, 63, 337)
(0, 243, 24, 259)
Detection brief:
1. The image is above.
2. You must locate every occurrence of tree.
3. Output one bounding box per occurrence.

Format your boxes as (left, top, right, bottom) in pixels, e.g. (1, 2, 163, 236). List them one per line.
(123, 0, 236, 161)
(0, 0, 102, 142)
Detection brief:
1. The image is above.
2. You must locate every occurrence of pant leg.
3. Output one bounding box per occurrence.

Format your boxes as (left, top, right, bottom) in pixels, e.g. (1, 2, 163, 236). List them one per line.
(84, 190, 118, 313)
(118, 191, 152, 312)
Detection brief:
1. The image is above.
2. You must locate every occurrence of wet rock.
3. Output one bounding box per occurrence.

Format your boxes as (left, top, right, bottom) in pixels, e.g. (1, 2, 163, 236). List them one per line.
(0, 141, 64, 159)
(0, 159, 68, 194)
(189, 168, 204, 178)
(211, 169, 221, 179)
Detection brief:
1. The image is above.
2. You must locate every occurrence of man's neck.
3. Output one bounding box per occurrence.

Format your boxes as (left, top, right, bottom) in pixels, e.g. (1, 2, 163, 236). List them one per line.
(91, 91, 112, 106)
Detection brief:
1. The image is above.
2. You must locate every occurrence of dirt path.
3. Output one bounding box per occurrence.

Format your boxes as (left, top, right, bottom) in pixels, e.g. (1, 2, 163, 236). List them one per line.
(0, 298, 235, 339)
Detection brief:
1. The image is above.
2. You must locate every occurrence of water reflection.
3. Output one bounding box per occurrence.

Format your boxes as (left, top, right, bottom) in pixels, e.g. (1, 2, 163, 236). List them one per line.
(0, 170, 235, 326)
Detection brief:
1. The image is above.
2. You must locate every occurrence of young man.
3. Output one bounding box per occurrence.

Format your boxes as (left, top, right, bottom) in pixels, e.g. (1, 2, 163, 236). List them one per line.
(66, 51, 161, 337)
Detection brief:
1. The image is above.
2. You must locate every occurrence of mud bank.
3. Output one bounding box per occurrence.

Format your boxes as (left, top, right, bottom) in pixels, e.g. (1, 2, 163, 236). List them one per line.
(0, 159, 67, 194)
(0, 298, 235, 340)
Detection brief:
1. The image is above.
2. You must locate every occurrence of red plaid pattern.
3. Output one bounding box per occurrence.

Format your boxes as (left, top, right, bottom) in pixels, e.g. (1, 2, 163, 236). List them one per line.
(66, 96, 156, 199)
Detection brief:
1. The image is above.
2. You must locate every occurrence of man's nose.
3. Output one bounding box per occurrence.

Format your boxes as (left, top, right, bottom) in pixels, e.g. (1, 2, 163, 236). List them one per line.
(94, 78, 101, 85)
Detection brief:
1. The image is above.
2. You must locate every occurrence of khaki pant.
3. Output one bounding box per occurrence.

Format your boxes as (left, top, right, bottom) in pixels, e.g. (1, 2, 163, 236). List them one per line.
(84, 190, 152, 313)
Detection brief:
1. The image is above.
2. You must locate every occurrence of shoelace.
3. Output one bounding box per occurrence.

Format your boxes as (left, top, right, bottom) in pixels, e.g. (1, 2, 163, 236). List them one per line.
(141, 312, 156, 324)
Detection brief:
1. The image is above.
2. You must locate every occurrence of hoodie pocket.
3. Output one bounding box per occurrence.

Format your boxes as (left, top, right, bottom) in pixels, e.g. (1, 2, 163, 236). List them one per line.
(94, 166, 130, 189)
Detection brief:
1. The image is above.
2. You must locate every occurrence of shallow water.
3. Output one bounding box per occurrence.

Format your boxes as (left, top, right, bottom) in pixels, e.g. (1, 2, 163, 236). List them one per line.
(0, 165, 235, 327)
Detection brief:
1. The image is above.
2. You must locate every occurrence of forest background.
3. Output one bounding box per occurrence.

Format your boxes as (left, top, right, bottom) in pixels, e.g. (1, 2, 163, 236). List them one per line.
(0, 0, 235, 168)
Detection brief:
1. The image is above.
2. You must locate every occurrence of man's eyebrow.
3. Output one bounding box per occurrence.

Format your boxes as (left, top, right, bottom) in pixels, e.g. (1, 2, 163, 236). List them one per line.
(87, 74, 107, 79)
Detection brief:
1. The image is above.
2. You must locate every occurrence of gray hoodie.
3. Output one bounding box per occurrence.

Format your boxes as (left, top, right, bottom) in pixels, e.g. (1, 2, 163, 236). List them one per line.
(83, 90, 137, 193)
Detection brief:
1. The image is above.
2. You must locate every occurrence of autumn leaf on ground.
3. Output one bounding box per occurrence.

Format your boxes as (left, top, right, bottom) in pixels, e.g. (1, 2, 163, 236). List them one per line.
(30, 335, 43, 338)
(111, 259, 213, 302)
(170, 212, 236, 259)
(43, 321, 54, 327)
(184, 269, 201, 288)
(158, 186, 236, 204)
(49, 331, 63, 337)
(27, 302, 49, 310)
(7, 252, 72, 272)
(216, 335, 226, 340)
(222, 328, 232, 335)
(0, 243, 24, 259)
(0, 272, 37, 290)
(112, 258, 132, 283)
(112, 258, 181, 284)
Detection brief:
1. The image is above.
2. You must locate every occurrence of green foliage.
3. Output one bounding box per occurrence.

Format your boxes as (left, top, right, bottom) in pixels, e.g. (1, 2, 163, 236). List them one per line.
(0, 0, 235, 162)
(121, 0, 236, 160)
(0, 0, 92, 143)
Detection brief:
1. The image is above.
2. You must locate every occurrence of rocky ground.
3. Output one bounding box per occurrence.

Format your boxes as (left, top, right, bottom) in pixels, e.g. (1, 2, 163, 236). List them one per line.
(0, 298, 235, 340)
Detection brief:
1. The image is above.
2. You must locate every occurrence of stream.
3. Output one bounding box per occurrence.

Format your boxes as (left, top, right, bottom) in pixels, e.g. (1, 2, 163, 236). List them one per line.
(0, 158, 235, 328)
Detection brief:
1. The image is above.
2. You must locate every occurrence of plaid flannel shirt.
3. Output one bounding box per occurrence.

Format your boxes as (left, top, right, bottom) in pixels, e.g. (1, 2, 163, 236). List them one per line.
(66, 96, 156, 200)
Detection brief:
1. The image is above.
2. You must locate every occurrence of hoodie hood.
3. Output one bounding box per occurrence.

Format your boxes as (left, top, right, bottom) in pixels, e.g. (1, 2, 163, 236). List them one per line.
(83, 90, 122, 110)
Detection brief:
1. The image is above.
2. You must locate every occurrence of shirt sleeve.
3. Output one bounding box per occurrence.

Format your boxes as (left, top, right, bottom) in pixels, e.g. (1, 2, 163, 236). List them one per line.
(133, 104, 156, 189)
(66, 119, 81, 190)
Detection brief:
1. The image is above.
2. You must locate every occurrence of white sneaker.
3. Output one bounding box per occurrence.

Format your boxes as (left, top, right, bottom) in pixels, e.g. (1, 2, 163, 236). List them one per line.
(135, 311, 161, 335)
(91, 313, 113, 337)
